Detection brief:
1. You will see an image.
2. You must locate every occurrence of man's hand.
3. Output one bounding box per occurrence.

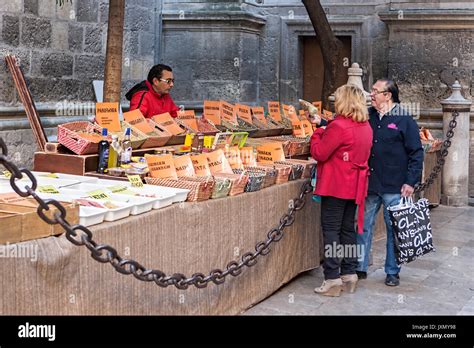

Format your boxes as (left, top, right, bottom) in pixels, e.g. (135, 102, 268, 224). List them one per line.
(401, 184, 414, 197)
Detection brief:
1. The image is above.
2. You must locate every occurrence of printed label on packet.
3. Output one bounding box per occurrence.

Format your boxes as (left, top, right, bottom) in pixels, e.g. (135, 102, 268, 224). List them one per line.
(40, 173, 60, 179)
(127, 175, 144, 188)
(108, 185, 136, 195)
(38, 185, 60, 194)
(87, 189, 111, 200)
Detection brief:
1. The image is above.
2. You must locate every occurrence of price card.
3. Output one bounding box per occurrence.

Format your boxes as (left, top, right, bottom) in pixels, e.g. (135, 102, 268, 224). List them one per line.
(203, 100, 221, 125)
(184, 134, 194, 147)
(291, 119, 305, 137)
(87, 189, 111, 200)
(38, 185, 60, 194)
(251, 106, 267, 125)
(108, 185, 136, 195)
(256, 142, 285, 164)
(220, 101, 238, 125)
(173, 155, 195, 178)
(282, 104, 299, 121)
(124, 109, 155, 134)
(267, 101, 282, 122)
(203, 136, 214, 149)
(301, 119, 314, 136)
(152, 113, 185, 135)
(127, 175, 144, 188)
(95, 102, 121, 132)
(40, 173, 60, 179)
(236, 104, 253, 124)
(177, 110, 198, 131)
(145, 154, 178, 179)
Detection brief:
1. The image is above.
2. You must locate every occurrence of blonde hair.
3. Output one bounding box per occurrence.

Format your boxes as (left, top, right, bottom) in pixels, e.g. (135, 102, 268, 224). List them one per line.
(334, 84, 368, 122)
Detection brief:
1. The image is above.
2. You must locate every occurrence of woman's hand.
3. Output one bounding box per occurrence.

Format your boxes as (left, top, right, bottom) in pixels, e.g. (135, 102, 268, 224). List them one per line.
(299, 99, 321, 125)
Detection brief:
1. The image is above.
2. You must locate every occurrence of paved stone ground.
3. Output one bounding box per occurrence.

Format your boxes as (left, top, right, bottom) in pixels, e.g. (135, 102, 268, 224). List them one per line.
(244, 205, 474, 315)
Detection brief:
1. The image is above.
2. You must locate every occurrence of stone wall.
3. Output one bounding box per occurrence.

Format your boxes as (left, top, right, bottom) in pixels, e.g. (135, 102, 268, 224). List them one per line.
(0, 0, 156, 168)
(0, 0, 156, 106)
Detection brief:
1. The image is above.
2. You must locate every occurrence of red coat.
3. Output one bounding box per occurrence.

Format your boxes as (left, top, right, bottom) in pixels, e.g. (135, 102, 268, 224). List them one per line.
(310, 114, 373, 233)
(130, 80, 179, 118)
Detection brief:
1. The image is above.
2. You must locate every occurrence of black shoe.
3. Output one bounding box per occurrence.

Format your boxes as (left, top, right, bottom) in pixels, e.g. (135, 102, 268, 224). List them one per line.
(356, 271, 367, 280)
(385, 274, 400, 286)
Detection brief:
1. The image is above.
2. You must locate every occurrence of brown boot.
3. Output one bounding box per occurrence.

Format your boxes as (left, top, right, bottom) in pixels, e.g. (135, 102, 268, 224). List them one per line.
(341, 274, 358, 293)
(314, 278, 343, 297)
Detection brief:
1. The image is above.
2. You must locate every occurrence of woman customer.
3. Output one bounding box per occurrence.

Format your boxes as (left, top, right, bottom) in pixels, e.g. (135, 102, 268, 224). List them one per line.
(309, 84, 373, 296)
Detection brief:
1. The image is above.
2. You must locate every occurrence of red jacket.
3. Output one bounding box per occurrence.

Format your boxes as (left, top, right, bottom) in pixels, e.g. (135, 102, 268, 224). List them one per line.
(129, 80, 179, 118)
(310, 114, 373, 233)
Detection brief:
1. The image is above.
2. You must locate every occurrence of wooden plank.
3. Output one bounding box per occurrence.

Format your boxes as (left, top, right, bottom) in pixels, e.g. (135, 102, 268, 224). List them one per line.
(5, 55, 48, 151)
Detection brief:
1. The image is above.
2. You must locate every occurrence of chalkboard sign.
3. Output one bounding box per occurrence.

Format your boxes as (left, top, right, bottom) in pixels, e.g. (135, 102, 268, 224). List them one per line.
(388, 198, 436, 265)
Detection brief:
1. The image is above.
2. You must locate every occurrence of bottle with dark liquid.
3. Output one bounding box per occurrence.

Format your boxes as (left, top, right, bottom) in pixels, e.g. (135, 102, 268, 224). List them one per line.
(97, 128, 109, 174)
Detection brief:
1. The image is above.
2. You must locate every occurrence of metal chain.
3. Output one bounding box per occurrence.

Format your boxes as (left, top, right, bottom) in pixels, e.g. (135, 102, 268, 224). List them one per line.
(0, 136, 313, 289)
(0, 109, 456, 288)
(414, 110, 458, 193)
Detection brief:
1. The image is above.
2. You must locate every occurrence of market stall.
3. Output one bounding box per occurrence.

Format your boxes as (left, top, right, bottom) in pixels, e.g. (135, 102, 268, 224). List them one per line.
(0, 179, 321, 315)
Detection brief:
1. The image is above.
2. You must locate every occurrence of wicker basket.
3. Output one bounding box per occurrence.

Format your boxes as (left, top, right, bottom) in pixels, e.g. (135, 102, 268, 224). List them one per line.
(258, 163, 292, 184)
(145, 177, 212, 202)
(180, 176, 231, 199)
(242, 165, 276, 188)
(277, 159, 316, 179)
(213, 173, 248, 196)
(57, 121, 104, 155)
(232, 169, 265, 192)
(275, 161, 305, 180)
(266, 135, 310, 157)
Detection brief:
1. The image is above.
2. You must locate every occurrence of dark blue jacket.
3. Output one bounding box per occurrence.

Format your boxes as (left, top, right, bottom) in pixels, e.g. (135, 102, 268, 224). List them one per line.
(368, 104, 424, 194)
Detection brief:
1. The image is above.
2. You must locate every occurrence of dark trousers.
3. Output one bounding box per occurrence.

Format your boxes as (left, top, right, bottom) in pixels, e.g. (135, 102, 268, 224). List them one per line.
(320, 196, 358, 280)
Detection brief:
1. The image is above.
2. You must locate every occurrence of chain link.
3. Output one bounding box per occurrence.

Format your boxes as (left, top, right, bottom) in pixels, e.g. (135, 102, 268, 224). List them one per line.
(414, 110, 458, 193)
(0, 109, 455, 289)
(0, 136, 311, 289)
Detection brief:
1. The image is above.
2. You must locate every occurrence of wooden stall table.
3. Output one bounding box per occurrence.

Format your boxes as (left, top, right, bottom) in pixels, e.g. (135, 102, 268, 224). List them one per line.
(0, 180, 321, 315)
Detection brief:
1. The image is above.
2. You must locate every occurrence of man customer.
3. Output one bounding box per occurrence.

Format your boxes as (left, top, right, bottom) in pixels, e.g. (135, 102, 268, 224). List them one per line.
(126, 64, 179, 118)
(356, 79, 424, 286)
(310, 84, 373, 296)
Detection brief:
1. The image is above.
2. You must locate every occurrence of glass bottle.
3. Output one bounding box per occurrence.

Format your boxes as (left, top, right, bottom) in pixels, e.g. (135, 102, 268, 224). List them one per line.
(97, 128, 109, 174)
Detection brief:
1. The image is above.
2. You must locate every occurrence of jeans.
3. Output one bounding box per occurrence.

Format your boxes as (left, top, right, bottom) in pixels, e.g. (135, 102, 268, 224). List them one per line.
(320, 196, 358, 280)
(356, 193, 402, 275)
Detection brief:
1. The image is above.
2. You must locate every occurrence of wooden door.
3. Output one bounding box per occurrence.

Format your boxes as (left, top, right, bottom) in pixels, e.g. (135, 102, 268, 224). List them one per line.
(302, 36, 352, 103)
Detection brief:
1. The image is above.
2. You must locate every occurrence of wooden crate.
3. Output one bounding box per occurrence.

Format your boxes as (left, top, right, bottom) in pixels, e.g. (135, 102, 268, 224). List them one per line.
(0, 199, 79, 244)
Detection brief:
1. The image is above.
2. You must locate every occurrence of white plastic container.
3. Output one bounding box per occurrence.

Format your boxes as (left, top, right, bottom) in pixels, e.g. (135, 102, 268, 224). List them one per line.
(58, 188, 155, 216)
(36, 192, 132, 222)
(62, 183, 175, 210)
(80, 207, 106, 227)
(94, 179, 189, 203)
(31, 171, 100, 184)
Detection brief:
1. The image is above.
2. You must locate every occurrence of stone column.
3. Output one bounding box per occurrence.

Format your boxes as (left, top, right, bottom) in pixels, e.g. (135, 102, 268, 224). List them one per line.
(329, 63, 371, 109)
(440, 80, 472, 206)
